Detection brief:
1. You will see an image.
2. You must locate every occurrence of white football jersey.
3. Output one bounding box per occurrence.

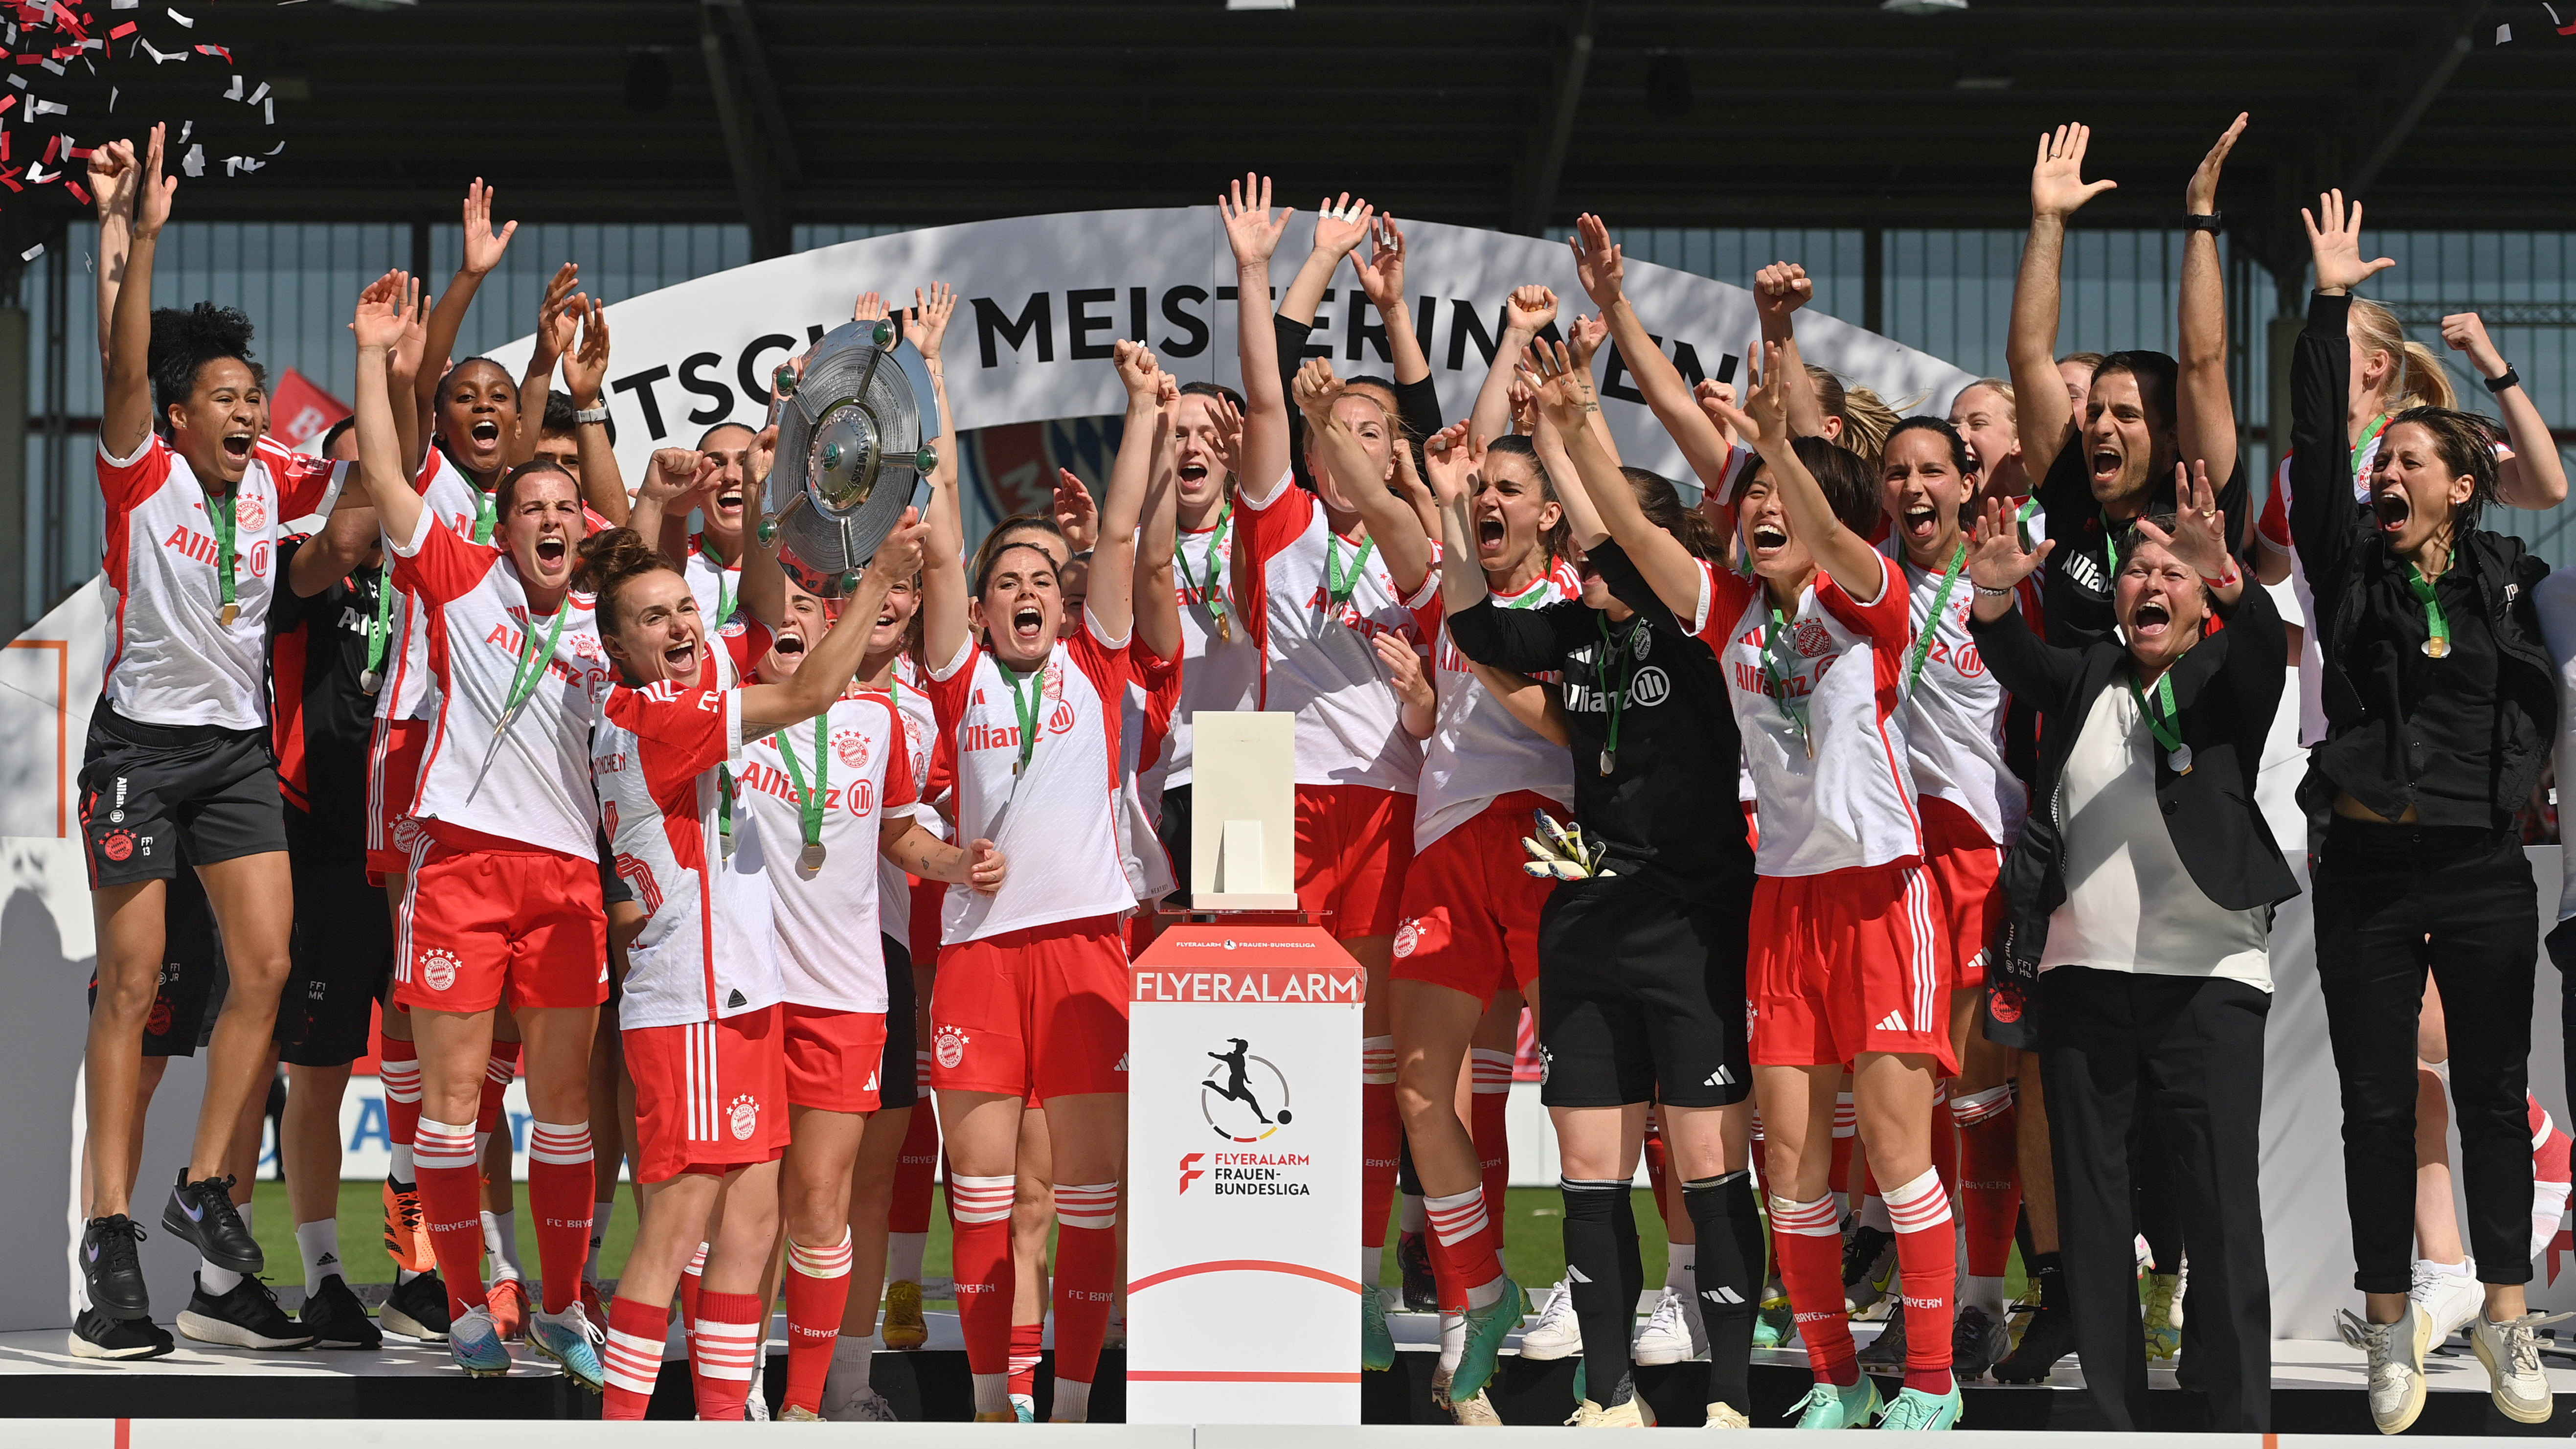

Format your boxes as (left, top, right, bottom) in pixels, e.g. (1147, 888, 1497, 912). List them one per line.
(1410, 571, 1578, 851)
(1882, 543, 2030, 849)
(740, 692, 917, 1014)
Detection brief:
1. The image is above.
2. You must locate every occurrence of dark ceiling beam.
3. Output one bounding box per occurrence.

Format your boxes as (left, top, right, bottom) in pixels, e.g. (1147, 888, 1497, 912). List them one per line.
(1508, 0, 1597, 236)
(708, 0, 805, 186)
(699, 1, 791, 258)
(2349, 0, 2488, 193)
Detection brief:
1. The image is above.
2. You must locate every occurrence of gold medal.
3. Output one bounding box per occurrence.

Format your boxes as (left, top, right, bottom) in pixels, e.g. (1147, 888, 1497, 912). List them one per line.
(799, 840, 828, 872)
(1217, 613, 1232, 643)
(2423, 636, 2450, 659)
(219, 602, 239, 626)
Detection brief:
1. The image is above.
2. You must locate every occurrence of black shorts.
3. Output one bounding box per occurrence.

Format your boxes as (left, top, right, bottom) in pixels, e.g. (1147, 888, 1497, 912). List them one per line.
(1158, 784, 1193, 904)
(880, 933, 920, 1110)
(275, 805, 394, 1067)
(87, 853, 225, 1058)
(1536, 874, 1751, 1110)
(79, 700, 287, 888)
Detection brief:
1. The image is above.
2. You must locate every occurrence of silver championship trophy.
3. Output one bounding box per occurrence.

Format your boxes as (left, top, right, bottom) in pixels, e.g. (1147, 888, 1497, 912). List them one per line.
(758, 317, 943, 597)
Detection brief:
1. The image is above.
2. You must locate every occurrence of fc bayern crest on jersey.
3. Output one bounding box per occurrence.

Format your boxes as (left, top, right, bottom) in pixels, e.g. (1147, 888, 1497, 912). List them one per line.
(1794, 619, 1833, 657)
(727, 1093, 760, 1141)
(834, 727, 870, 768)
(1392, 919, 1420, 957)
(233, 492, 267, 530)
(1042, 661, 1064, 701)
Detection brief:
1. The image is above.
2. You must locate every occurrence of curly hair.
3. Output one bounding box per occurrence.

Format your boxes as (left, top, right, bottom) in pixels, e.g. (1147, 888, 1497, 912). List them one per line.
(571, 526, 682, 637)
(148, 302, 257, 424)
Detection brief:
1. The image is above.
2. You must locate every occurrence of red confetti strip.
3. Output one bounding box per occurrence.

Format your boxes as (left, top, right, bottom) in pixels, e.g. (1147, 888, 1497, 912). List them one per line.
(64, 178, 86, 204)
(108, 21, 131, 38)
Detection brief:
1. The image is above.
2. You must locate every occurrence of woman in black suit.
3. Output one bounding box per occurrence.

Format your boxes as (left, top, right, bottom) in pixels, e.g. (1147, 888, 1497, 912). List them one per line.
(1961, 467, 2295, 1433)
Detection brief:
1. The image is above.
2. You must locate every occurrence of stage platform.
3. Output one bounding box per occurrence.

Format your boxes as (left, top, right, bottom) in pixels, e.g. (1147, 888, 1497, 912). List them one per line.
(2, 1302, 2572, 1431)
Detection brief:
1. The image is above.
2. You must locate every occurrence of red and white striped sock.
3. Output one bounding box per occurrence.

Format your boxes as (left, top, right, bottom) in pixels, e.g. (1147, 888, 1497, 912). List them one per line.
(1051, 1179, 1119, 1406)
(524, 1120, 593, 1314)
(475, 1045, 520, 1153)
(415, 1117, 486, 1318)
(1771, 1192, 1856, 1386)
(948, 1173, 1017, 1412)
(782, 1229, 854, 1416)
(602, 1294, 667, 1420)
(679, 1241, 706, 1352)
(690, 1289, 766, 1422)
(1423, 1185, 1505, 1313)
(1952, 1084, 2019, 1319)
(1885, 1167, 1956, 1396)
(378, 1033, 422, 1182)
(1470, 1048, 1513, 1236)
(1361, 1036, 1398, 1286)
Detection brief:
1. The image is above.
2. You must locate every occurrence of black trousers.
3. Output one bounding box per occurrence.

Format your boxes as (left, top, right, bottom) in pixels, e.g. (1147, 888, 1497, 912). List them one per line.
(2040, 965, 2272, 1432)
(2313, 821, 2534, 1293)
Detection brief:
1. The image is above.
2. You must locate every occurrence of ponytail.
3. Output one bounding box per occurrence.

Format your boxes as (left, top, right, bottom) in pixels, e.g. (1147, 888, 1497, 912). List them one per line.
(2349, 298, 2460, 412)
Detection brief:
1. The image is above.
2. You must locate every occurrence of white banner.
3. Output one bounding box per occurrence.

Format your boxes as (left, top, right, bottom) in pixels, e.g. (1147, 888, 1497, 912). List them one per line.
(483, 207, 1977, 493)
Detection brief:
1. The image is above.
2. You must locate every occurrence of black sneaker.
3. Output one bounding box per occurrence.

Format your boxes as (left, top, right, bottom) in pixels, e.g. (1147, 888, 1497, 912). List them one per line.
(300, 1273, 384, 1350)
(68, 1306, 174, 1361)
(380, 1270, 452, 1341)
(176, 1272, 316, 1350)
(80, 1214, 151, 1320)
(1952, 1302, 2010, 1381)
(1840, 1224, 1896, 1313)
(161, 1173, 263, 1275)
(1397, 1230, 1437, 1313)
(1990, 1297, 2076, 1383)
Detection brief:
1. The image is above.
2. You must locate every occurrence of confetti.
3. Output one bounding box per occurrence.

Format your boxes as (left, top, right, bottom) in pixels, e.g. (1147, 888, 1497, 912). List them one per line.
(59, 178, 79, 203)
(221, 71, 238, 99)
(18, 242, 37, 261)
(176, 118, 189, 143)
(261, 96, 271, 124)
(107, 84, 114, 110)
(108, 21, 133, 38)
(2499, 22, 2513, 40)
(113, 0, 138, 9)
(167, 7, 192, 27)
(26, 96, 63, 116)
(180, 140, 201, 176)
(264, 139, 282, 156)
(246, 80, 266, 105)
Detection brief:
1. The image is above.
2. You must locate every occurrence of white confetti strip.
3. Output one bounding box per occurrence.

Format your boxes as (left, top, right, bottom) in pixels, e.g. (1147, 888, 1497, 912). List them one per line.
(168, 8, 194, 27)
(19, 244, 41, 262)
(181, 141, 203, 176)
(223, 73, 241, 100)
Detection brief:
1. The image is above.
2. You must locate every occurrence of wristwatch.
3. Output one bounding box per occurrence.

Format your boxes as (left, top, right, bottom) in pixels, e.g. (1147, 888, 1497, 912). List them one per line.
(574, 405, 611, 424)
(2186, 213, 2222, 234)
(2484, 366, 2521, 395)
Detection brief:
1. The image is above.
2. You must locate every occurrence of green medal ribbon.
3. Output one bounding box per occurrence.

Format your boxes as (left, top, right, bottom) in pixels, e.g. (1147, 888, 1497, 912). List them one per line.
(211, 483, 240, 624)
(2100, 508, 2122, 580)
(774, 715, 832, 861)
(1904, 543, 1969, 694)
(500, 599, 572, 726)
(2407, 565, 2451, 659)
(700, 537, 737, 627)
(362, 565, 396, 690)
(1591, 611, 1635, 776)
(2129, 670, 2191, 774)
(1760, 602, 1813, 750)
(1324, 531, 1375, 611)
(1498, 577, 1551, 610)
(1189, 503, 1234, 636)
(470, 484, 497, 545)
(2013, 495, 2042, 549)
(2352, 410, 2393, 480)
(998, 662, 1045, 776)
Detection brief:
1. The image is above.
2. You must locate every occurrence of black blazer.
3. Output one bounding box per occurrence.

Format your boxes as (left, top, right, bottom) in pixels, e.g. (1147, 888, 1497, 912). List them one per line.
(1966, 583, 2300, 1045)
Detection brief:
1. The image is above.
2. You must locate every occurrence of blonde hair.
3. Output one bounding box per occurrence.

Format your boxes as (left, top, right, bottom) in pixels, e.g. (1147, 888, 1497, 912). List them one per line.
(1959, 377, 2016, 415)
(1835, 384, 1910, 470)
(2348, 298, 2457, 412)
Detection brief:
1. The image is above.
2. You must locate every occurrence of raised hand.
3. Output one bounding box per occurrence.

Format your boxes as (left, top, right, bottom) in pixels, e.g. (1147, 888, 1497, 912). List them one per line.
(351, 269, 409, 351)
(1513, 339, 1594, 437)
(1423, 421, 1480, 506)
(564, 296, 611, 407)
(1353, 213, 1408, 310)
(1566, 312, 1609, 372)
(2131, 459, 2231, 578)
(534, 262, 581, 364)
(646, 448, 705, 509)
(1753, 261, 1812, 326)
(1208, 389, 1246, 479)
(2187, 112, 2247, 215)
(1312, 191, 1375, 261)
(1113, 338, 1163, 402)
(748, 422, 780, 490)
(1292, 356, 1348, 425)
(389, 273, 429, 383)
(2302, 189, 2395, 294)
(1967, 495, 2057, 590)
(2031, 123, 2117, 220)
(1694, 378, 1741, 452)
(2440, 311, 2508, 379)
(1219, 173, 1293, 269)
(905, 283, 957, 364)
(1051, 467, 1100, 553)
(1506, 376, 1542, 436)
(1699, 340, 1791, 455)
(134, 122, 176, 237)
(867, 508, 931, 588)
(1506, 285, 1559, 337)
(1568, 213, 1625, 309)
(1373, 631, 1435, 714)
(87, 137, 138, 222)
(853, 290, 887, 324)
(460, 178, 517, 276)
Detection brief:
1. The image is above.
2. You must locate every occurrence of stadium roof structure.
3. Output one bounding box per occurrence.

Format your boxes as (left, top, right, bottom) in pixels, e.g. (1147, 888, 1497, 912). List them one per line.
(0, 0, 2563, 286)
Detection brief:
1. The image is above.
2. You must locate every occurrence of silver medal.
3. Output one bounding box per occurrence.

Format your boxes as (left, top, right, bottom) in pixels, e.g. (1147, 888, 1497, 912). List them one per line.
(1598, 749, 1614, 776)
(2169, 744, 2192, 775)
(799, 840, 828, 872)
(359, 669, 382, 695)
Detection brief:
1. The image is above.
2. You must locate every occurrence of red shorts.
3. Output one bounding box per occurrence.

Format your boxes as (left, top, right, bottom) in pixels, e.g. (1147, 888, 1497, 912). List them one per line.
(1747, 862, 1957, 1074)
(1921, 797, 2006, 993)
(625, 1005, 790, 1183)
(393, 826, 608, 1014)
(783, 1002, 888, 1114)
(1294, 783, 1414, 940)
(366, 716, 429, 885)
(1390, 791, 1556, 1008)
(928, 915, 1129, 1100)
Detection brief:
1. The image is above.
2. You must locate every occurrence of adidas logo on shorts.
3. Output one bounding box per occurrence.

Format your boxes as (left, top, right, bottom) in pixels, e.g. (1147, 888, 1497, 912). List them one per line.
(1703, 1066, 1735, 1087)
(1876, 1011, 1908, 1033)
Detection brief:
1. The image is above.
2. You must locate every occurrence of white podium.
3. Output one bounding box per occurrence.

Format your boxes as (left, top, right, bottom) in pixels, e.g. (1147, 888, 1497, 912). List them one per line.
(1127, 711, 1363, 1423)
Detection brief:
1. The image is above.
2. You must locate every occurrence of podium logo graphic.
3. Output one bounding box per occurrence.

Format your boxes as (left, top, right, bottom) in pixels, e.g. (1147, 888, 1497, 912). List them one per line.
(1177, 1152, 1206, 1194)
(1201, 1036, 1293, 1143)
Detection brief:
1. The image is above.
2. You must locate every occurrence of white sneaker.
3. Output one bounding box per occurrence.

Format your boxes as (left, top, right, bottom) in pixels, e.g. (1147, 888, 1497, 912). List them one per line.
(2470, 1311, 2569, 1425)
(1633, 1287, 1706, 1364)
(820, 1348, 899, 1422)
(1518, 1278, 1582, 1361)
(2408, 1259, 2483, 1345)
(2339, 1305, 2432, 1435)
